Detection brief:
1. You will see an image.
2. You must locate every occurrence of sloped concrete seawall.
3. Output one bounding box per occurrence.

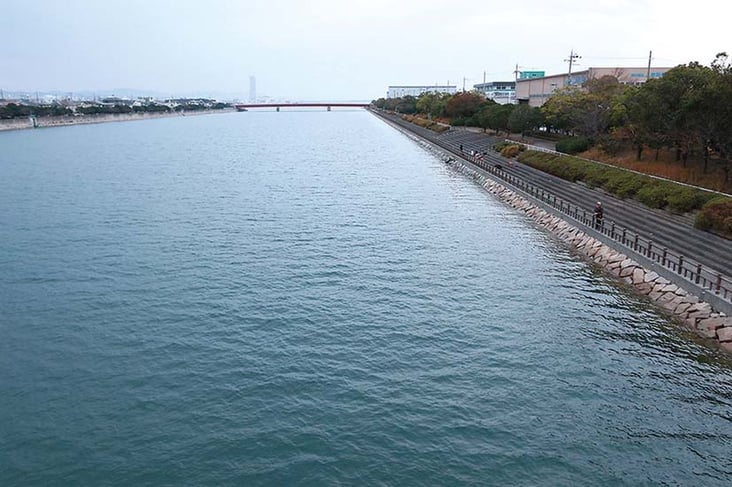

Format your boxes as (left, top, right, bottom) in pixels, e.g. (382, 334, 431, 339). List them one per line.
(395, 124, 732, 353)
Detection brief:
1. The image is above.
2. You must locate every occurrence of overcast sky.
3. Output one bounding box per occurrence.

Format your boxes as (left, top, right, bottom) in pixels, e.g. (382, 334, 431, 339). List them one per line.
(2, 0, 730, 101)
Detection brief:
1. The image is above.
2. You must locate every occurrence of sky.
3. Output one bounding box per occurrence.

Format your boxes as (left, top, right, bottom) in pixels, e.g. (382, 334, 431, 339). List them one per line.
(1, 0, 730, 101)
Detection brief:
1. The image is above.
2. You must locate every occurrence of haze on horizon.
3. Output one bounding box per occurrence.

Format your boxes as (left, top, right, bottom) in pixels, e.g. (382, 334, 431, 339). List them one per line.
(1, 0, 730, 101)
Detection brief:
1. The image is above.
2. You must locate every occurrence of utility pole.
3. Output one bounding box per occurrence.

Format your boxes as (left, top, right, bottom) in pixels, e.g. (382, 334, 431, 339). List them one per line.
(646, 50, 653, 81)
(513, 63, 521, 81)
(462, 77, 467, 92)
(565, 49, 581, 85)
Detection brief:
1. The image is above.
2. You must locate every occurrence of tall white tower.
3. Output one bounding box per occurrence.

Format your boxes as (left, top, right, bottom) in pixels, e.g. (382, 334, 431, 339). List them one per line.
(249, 76, 256, 102)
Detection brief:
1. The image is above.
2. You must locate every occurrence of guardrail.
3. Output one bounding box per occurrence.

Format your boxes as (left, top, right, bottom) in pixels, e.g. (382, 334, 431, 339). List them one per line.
(469, 154, 732, 304)
(375, 112, 732, 305)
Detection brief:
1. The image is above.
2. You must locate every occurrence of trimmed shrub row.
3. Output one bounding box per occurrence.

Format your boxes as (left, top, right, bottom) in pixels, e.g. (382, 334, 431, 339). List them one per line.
(402, 114, 449, 133)
(555, 136, 592, 154)
(695, 198, 732, 238)
(516, 150, 731, 236)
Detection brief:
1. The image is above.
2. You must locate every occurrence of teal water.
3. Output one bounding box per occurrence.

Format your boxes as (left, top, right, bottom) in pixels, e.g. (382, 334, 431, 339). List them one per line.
(1, 111, 730, 486)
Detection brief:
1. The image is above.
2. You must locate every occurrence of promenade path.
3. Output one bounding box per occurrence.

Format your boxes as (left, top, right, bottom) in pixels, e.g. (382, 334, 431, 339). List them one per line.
(373, 111, 732, 310)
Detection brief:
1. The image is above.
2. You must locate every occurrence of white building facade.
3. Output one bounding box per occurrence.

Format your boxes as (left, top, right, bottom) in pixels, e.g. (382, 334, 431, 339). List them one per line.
(473, 81, 516, 104)
(386, 85, 457, 98)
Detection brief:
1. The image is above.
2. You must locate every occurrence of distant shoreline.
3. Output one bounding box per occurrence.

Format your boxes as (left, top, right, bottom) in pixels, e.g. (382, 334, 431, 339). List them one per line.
(0, 108, 235, 132)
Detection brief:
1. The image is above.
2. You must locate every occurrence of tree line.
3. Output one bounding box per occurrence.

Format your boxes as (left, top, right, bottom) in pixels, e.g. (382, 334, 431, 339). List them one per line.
(1, 101, 231, 119)
(372, 92, 545, 136)
(373, 53, 732, 180)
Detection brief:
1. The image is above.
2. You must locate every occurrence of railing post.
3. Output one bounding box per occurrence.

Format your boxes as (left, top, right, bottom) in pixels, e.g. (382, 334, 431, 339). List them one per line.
(678, 255, 684, 275)
(622, 229, 626, 246)
(662, 248, 667, 267)
(716, 274, 722, 294)
(610, 223, 615, 239)
(583, 210, 587, 224)
(695, 264, 702, 284)
(648, 240, 653, 259)
(634, 234, 639, 251)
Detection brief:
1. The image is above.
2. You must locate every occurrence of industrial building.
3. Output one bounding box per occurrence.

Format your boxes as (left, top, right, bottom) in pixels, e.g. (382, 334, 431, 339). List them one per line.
(386, 85, 457, 98)
(515, 66, 672, 107)
(472, 81, 516, 105)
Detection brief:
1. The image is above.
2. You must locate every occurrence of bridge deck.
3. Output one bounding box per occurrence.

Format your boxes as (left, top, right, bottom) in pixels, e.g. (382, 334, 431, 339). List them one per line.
(235, 103, 370, 109)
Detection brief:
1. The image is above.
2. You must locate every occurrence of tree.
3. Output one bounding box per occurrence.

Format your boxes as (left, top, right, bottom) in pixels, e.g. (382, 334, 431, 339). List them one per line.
(542, 76, 628, 139)
(507, 104, 544, 136)
(444, 91, 486, 119)
(415, 92, 449, 118)
(477, 103, 515, 134)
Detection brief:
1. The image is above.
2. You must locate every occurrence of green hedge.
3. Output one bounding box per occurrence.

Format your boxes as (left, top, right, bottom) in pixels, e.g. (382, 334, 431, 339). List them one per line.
(501, 145, 521, 158)
(402, 115, 449, 133)
(555, 136, 592, 154)
(516, 150, 730, 235)
(695, 197, 732, 238)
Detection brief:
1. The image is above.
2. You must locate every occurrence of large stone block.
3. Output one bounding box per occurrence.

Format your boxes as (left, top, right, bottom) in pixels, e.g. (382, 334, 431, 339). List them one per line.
(717, 326, 732, 342)
(608, 265, 623, 277)
(644, 271, 659, 283)
(632, 268, 646, 285)
(659, 298, 681, 313)
(619, 266, 636, 278)
(687, 310, 711, 325)
(661, 284, 679, 294)
(674, 301, 693, 315)
(658, 292, 677, 304)
(696, 320, 719, 338)
(687, 302, 712, 315)
(636, 282, 655, 295)
(652, 282, 667, 294)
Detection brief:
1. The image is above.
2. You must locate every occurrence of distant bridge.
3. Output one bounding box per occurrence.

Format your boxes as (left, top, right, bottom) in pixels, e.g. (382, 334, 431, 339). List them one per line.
(235, 103, 371, 112)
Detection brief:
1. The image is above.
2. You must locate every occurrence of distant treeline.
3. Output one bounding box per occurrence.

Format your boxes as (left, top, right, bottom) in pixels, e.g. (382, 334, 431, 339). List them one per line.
(0, 101, 231, 119)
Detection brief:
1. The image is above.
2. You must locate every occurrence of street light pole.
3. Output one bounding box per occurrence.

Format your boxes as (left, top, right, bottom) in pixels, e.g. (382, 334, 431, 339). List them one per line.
(565, 49, 581, 85)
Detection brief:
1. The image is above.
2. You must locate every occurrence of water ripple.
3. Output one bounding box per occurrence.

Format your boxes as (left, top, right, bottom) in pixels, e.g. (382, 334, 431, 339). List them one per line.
(1, 112, 731, 486)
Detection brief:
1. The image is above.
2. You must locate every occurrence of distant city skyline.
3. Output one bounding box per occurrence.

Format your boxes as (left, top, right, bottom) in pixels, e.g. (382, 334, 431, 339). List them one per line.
(1, 0, 730, 101)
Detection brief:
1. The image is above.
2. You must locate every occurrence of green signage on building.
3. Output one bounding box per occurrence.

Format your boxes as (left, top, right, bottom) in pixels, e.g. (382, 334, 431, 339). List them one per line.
(519, 71, 545, 79)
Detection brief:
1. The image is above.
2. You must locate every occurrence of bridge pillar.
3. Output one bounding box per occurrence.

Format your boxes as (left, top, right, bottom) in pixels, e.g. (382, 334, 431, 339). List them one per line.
(327, 106, 331, 112)
(276, 106, 280, 112)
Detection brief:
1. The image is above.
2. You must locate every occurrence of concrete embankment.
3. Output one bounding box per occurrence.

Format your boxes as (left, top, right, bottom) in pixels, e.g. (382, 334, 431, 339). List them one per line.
(382, 116, 732, 353)
(0, 108, 234, 132)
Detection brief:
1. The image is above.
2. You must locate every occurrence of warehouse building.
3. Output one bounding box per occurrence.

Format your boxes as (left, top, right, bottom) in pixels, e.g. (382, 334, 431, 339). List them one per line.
(515, 66, 672, 107)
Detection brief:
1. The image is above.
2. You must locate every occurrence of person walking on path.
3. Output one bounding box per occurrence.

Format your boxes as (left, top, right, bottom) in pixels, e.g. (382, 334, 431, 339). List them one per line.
(594, 202, 604, 229)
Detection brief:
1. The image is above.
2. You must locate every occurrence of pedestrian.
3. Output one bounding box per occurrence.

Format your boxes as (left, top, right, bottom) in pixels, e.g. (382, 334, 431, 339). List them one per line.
(460, 144, 463, 153)
(594, 202, 604, 229)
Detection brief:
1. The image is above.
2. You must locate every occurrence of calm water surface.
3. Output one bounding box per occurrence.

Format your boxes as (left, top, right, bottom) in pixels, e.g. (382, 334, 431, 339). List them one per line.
(1, 111, 731, 486)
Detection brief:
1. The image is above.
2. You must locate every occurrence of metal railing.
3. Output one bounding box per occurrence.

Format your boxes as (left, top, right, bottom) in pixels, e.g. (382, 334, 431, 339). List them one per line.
(466, 153, 732, 303)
